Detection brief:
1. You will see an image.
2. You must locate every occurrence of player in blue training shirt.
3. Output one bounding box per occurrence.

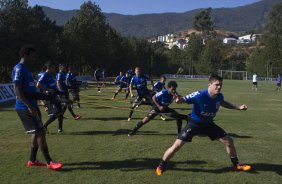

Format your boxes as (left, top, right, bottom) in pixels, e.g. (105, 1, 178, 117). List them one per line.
(112, 72, 130, 100)
(12, 45, 62, 170)
(66, 66, 81, 108)
(56, 64, 81, 126)
(37, 66, 47, 81)
(153, 75, 167, 121)
(153, 75, 166, 93)
(128, 81, 187, 136)
(275, 74, 281, 92)
(94, 67, 102, 92)
(128, 67, 154, 121)
(156, 75, 251, 176)
(37, 61, 65, 133)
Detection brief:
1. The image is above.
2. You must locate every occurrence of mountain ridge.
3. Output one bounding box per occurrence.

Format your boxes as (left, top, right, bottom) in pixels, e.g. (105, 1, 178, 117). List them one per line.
(41, 0, 282, 38)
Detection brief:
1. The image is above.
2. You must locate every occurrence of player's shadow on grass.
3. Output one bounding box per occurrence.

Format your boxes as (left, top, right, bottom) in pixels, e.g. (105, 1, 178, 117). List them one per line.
(68, 129, 176, 136)
(61, 160, 282, 175)
(228, 133, 253, 138)
(79, 117, 139, 121)
(60, 158, 207, 172)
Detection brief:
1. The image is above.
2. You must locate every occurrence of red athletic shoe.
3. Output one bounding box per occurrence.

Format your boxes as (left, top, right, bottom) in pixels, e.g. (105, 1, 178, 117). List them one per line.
(234, 164, 251, 171)
(47, 161, 63, 170)
(74, 115, 81, 120)
(27, 160, 46, 167)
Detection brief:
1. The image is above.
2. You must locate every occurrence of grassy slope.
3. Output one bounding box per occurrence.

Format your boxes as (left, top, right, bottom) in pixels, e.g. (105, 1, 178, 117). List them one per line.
(0, 79, 281, 184)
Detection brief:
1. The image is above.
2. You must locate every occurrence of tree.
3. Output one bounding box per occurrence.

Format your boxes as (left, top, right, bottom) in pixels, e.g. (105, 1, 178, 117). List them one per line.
(267, 3, 282, 36)
(0, 0, 61, 82)
(183, 34, 203, 74)
(196, 39, 224, 75)
(193, 8, 213, 35)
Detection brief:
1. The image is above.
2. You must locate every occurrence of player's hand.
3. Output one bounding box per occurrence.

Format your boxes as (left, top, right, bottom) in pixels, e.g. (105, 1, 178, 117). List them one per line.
(28, 106, 38, 117)
(239, 104, 247, 110)
(131, 94, 134, 98)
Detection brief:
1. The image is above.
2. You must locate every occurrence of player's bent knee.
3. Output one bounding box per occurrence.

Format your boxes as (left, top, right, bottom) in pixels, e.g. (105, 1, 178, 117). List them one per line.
(221, 135, 234, 145)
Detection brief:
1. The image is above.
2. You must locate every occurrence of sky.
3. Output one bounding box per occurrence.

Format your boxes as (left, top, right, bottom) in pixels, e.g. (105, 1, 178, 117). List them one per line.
(28, 0, 261, 15)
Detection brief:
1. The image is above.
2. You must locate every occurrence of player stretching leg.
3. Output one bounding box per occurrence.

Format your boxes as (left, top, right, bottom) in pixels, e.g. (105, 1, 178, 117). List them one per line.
(66, 66, 81, 108)
(156, 75, 251, 176)
(153, 75, 167, 121)
(112, 72, 130, 100)
(12, 45, 62, 170)
(56, 64, 81, 126)
(36, 61, 65, 134)
(128, 81, 187, 136)
(128, 67, 154, 121)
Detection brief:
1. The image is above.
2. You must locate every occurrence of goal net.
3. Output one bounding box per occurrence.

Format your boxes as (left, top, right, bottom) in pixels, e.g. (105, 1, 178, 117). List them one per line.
(218, 70, 248, 80)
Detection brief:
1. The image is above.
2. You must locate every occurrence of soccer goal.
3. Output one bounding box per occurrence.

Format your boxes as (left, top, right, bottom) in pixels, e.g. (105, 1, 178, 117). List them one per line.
(218, 70, 248, 80)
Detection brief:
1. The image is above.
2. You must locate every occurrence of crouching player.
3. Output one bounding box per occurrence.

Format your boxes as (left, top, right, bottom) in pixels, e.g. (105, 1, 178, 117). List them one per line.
(156, 75, 251, 176)
(12, 45, 62, 170)
(128, 81, 187, 136)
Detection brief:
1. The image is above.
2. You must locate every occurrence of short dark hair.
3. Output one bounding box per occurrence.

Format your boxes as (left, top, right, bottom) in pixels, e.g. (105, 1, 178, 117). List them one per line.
(19, 45, 36, 57)
(160, 75, 166, 80)
(209, 74, 223, 83)
(41, 66, 47, 71)
(167, 81, 178, 88)
(45, 61, 56, 68)
(59, 63, 65, 67)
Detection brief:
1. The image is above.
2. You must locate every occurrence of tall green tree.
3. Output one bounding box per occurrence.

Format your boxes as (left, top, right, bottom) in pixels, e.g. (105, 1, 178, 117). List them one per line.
(0, 0, 60, 82)
(193, 8, 213, 35)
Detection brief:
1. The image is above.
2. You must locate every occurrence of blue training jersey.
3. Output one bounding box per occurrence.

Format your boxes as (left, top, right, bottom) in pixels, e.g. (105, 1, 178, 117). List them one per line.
(37, 71, 45, 80)
(154, 81, 165, 92)
(155, 90, 174, 106)
(12, 63, 38, 110)
(130, 74, 150, 95)
(38, 72, 57, 90)
(115, 75, 123, 84)
(56, 71, 67, 91)
(66, 72, 77, 86)
(276, 76, 281, 84)
(184, 89, 224, 125)
(119, 76, 130, 88)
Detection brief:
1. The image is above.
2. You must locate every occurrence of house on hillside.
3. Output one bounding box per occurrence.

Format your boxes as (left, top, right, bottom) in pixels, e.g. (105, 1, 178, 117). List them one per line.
(223, 38, 237, 45)
(237, 34, 262, 44)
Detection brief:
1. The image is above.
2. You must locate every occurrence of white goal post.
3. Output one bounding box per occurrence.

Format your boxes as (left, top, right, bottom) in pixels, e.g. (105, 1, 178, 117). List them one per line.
(218, 70, 248, 80)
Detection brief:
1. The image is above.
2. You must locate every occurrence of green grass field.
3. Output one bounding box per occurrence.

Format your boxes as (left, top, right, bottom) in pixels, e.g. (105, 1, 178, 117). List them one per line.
(0, 79, 282, 184)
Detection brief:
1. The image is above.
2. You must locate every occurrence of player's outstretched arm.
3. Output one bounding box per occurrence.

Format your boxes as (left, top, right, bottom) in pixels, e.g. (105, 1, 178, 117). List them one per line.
(221, 100, 247, 111)
(175, 96, 186, 104)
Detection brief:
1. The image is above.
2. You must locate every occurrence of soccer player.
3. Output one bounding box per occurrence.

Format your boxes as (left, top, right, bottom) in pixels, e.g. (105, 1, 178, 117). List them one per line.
(56, 64, 81, 125)
(128, 67, 154, 121)
(37, 61, 65, 133)
(112, 72, 130, 100)
(37, 66, 47, 80)
(66, 66, 81, 108)
(101, 68, 106, 88)
(275, 74, 281, 92)
(153, 75, 166, 93)
(12, 45, 62, 170)
(94, 67, 102, 92)
(156, 75, 251, 176)
(252, 72, 258, 91)
(128, 81, 187, 136)
(153, 75, 167, 121)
